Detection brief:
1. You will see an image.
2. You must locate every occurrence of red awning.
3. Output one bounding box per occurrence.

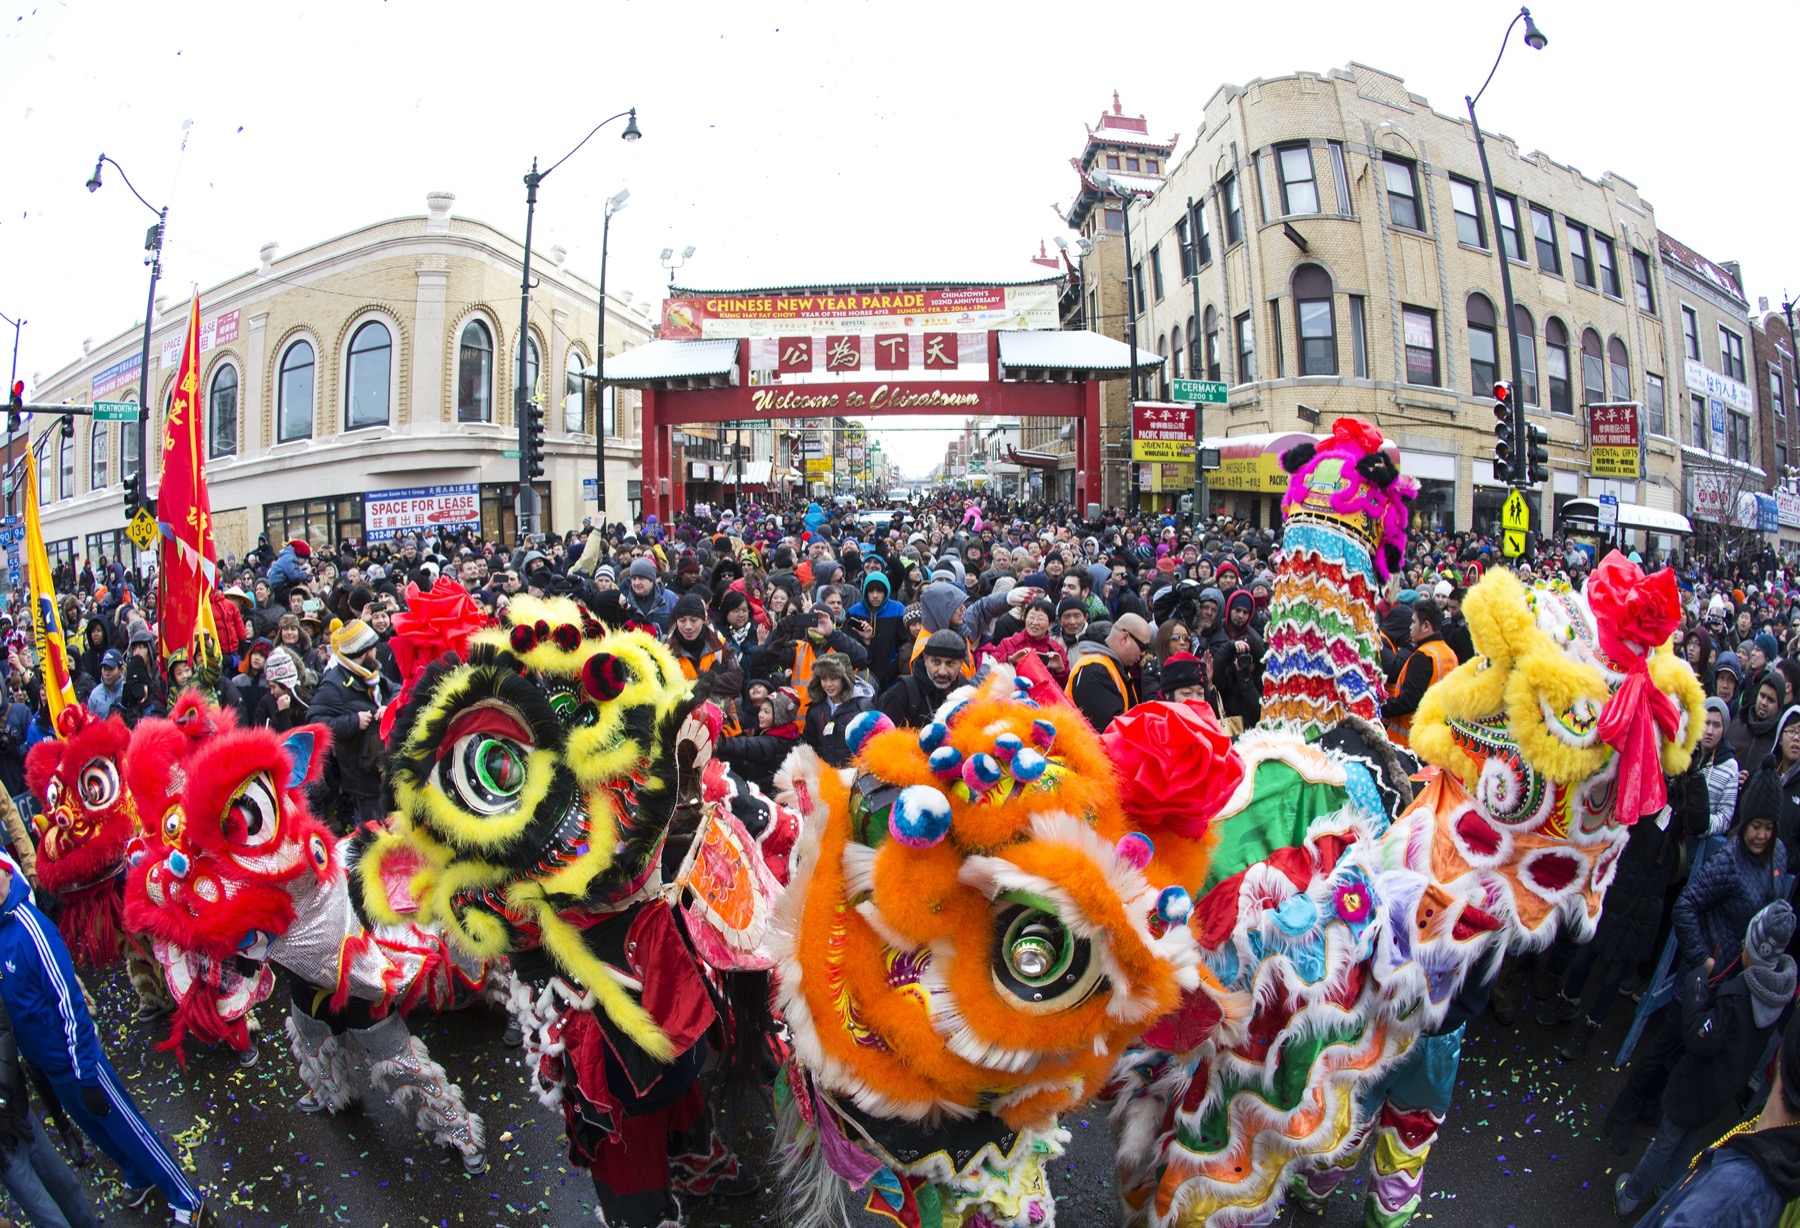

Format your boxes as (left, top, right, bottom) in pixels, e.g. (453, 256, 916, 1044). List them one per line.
(1005, 446, 1068, 469)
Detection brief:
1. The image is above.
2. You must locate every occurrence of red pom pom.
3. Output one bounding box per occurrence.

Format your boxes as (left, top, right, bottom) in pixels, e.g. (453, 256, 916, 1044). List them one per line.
(509, 625, 536, 653)
(552, 624, 582, 653)
(1100, 701, 1246, 842)
(582, 653, 627, 702)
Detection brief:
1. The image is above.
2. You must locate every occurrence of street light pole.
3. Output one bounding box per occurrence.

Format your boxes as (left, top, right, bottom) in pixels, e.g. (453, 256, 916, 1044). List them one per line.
(85, 154, 166, 511)
(0, 313, 22, 516)
(1091, 168, 1144, 513)
(511, 109, 641, 538)
(1186, 196, 1206, 529)
(593, 188, 628, 530)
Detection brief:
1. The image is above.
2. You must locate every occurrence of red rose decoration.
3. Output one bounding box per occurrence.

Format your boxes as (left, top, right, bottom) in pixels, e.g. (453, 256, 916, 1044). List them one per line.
(1586, 550, 1681, 662)
(388, 578, 489, 686)
(1100, 700, 1246, 842)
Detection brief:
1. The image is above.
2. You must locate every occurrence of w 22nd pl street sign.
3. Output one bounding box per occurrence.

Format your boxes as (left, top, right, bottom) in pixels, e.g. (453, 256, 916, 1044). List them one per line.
(1171, 379, 1228, 405)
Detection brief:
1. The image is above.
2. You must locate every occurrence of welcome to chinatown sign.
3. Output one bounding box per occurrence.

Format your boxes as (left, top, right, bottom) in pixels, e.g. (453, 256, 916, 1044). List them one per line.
(661, 285, 1058, 339)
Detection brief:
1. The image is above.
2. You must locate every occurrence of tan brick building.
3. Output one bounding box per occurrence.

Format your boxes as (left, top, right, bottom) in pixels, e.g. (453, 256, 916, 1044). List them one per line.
(1112, 62, 1680, 545)
(22, 191, 656, 567)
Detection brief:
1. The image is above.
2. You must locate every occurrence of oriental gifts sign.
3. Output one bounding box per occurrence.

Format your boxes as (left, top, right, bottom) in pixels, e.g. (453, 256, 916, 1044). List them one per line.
(662, 285, 1057, 339)
(1588, 401, 1641, 479)
(1131, 401, 1197, 462)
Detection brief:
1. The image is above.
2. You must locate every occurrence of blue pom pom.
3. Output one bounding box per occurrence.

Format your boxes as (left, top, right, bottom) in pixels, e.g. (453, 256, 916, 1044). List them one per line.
(1031, 719, 1058, 750)
(962, 752, 1003, 791)
(1013, 675, 1032, 692)
(1012, 748, 1049, 781)
(1157, 886, 1192, 925)
(889, 785, 953, 848)
(994, 732, 1024, 761)
(845, 710, 894, 757)
(167, 850, 190, 879)
(928, 745, 964, 777)
(917, 721, 949, 752)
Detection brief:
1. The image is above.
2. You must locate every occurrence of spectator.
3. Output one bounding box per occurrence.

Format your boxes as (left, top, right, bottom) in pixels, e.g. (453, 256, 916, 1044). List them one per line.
(85, 649, 125, 719)
(0, 993, 99, 1228)
(1673, 761, 1790, 976)
(1382, 599, 1456, 749)
(664, 593, 743, 705)
(1214, 590, 1265, 730)
(1439, 584, 1475, 663)
(989, 599, 1069, 684)
(623, 558, 678, 631)
(876, 630, 968, 728)
(120, 622, 158, 724)
(227, 638, 273, 721)
(1067, 613, 1149, 733)
(1695, 698, 1741, 835)
(846, 573, 906, 691)
(1158, 651, 1229, 727)
(1056, 596, 1089, 651)
(304, 620, 388, 829)
(1729, 676, 1787, 786)
(265, 538, 312, 605)
(803, 653, 872, 768)
(717, 686, 802, 793)
(255, 651, 307, 732)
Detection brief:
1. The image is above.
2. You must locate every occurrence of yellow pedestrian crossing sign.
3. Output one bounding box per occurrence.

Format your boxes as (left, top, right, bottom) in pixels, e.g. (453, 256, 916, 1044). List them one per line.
(1503, 528, 1526, 558)
(1502, 490, 1530, 533)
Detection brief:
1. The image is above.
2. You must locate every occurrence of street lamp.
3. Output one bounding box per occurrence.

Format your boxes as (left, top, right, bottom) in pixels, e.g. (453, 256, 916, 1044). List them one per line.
(1465, 7, 1547, 480)
(1089, 167, 1148, 510)
(661, 246, 696, 286)
(513, 108, 641, 536)
(85, 153, 166, 512)
(0, 312, 21, 514)
(590, 187, 629, 529)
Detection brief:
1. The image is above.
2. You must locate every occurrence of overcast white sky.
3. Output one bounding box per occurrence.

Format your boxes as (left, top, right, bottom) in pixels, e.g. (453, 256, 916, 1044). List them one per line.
(2, 0, 1795, 478)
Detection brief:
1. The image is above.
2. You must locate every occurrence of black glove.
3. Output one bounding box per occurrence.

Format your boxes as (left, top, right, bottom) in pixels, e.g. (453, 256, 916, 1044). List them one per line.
(79, 1084, 109, 1118)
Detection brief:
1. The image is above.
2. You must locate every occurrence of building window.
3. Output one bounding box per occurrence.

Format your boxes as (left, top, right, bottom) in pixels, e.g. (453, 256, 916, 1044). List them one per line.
(1106, 155, 1120, 170)
(1103, 208, 1123, 234)
(457, 320, 493, 423)
(1567, 222, 1594, 287)
(345, 320, 391, 431)
(1546, 317, 1573, 414)
(1729, 411, 1752, 462)
(1149, 247, 1164, 302)
(1277, 143, 1319, 215)
(1720, 326, 1746, 381)
(1774, 365, 1788, 419)
(90, 422, 108, 488)
(1222, 174, 1243, 245)
(1293, 264, 1336, 376)
(1349, 295, 1369, 378)
(37, 447, 51, 505)
(1234, 311, 1254, 382)
(564, 348, 588, 433)
(1328, 141, 1352, 215)
(1402, 305, 1438, 386)
(1781, 441, 1790, 473)
(1132, 262, 1146, 314)
(1168, 327, 1184, 380)
(1204, 306, 1221, 381)
(1682, 306, 1701, 361)
(1581, 328, 1605, 405)
(1467, 293, 1499, 392)
(1269, 300, 1285, 378)
(1185, 318, 1197, 377)
(1608, 336, 1630, 399)
(208, 364, 238, 457)
(277, 339, 315, 443)
(1690, 393, 1708, 450)
(122, 396, 140, 481)
(1595, 234, 1621, 297)
(1125, 157, 1140, 172)
(603, 386, 617, 438)
(59, 431, 72, 500)
(1383, 156, 1422, 230)
(1155, 338, 1169, 397)
(1632, 249, 1656, 312)
(1194, 198, 1212, 266)
(1514, 304, 1539, 407)
(1496, 193, 1525, 261)
(1146, 159, 1159, 174)
(1646, 372, 1666, 436)
(1175, 218, 1194, 279)
(1530, 204, 1560, 273)
(1450, 177, 1485, 247)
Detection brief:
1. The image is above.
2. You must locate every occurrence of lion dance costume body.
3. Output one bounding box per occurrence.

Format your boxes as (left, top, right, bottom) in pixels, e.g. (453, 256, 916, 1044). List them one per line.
(120, 697, 491, 1171)
(1110, 418, 1703, 1228)
(771, 668, 1209, 1228)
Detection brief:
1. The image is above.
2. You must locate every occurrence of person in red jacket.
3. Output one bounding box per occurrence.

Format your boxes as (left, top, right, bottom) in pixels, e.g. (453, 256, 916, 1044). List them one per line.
(986, 599, 1069, 682)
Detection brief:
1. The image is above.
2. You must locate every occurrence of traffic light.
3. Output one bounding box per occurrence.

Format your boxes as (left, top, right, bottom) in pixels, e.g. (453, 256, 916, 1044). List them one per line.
(59, 413, 73, 443)
(1492, 381, 1515, 484)
(1526, 423, 1550, 487)
(6, 381, 20, 436)
(124, 470, 140, 515)
(522, 403, 546, 480)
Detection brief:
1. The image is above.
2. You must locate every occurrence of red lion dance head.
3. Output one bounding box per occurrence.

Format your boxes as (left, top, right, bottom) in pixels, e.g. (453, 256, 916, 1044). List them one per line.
(122, 696, 333, 1054)
(25, 708, 138, 967)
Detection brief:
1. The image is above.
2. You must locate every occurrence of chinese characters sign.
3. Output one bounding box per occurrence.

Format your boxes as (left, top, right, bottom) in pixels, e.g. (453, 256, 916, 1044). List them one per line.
(364, 484, 479, 542)
(91, 352, 142, 398)
(662, 285, 1058, 340)
(1131, 402, 1197, 462)
(749, 332, 988, 386)
(160, 310, 240, 370)
(1588, 401, 1641, 479)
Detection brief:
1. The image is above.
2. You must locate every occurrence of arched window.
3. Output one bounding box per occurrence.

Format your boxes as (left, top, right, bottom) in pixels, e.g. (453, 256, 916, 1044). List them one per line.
(345, 321, 391, 430)
(37, 444, 52, 505)
(1186, 318, 1198, 377)
(1467, 293, 1498, 392)
(1293, 264, 1336, 376)
(59, 430, 72, 500)
(564, 348, 588, 433)
(121, 394, 141, 481)
(209, 364, 238, 458)
(1545, 318, 1572, 414)
(90, 422, 108, 488)
(1155, 337, 1169, 398)
(1513, 305, 1538, 407)
(523, 336, 541, 403)
(1608, 336, 1630, 400)
(278, 340, 316, 443)
(1581, 328, 1605, 406)
(1168, 328, 1183, 380)
(1203, 306, 1221, 381)
(457, 321, 493, 423)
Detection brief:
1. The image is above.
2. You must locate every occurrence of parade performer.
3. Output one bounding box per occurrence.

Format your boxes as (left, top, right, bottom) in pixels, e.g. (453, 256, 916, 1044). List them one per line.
(771, 667, 1212, 1228)
(355, 593, 774, 1228)
(121, 696, 491, 1172)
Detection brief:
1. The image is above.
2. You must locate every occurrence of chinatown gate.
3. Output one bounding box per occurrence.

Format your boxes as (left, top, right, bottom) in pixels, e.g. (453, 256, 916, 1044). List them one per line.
(602, 280, 1160, 523)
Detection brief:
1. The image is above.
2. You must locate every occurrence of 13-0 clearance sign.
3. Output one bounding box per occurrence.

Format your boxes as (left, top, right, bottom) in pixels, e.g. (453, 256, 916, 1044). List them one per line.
(1132, 402, 1197, 462)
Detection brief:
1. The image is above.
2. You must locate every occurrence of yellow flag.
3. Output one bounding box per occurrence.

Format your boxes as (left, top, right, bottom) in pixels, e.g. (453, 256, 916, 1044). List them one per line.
(21, 457, 77, 730)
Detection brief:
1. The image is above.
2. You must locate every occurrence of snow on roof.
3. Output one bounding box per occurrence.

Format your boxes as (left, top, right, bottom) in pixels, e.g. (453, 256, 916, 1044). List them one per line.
(598, 339, 739, 382)
(1087, 126, 1178, 151)
(1658, 231, 1746, 305)
(998, 330, 1163, 372)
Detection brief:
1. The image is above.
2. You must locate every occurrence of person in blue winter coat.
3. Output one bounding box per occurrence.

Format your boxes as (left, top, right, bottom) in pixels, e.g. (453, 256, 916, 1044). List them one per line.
(845, 572, 906, 689)
(1673, 760, 1792, 973)
(263, 538, 312, 603)
(0, 862, 209, 1225)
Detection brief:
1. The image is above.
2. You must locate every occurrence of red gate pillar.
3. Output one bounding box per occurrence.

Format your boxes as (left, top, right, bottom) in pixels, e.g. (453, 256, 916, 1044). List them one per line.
(641, 388, 664, 526)
(1079, 379, 1103, 512)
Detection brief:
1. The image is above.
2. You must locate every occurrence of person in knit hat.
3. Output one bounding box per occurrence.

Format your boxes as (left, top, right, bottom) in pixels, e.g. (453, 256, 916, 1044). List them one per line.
(304, 618, 388, 830)
(1214, 556, 1241, 592)
(1715, 650, 1744, 715)
(717, 686, 802, 792)
(1609, 898, 1798, 1215)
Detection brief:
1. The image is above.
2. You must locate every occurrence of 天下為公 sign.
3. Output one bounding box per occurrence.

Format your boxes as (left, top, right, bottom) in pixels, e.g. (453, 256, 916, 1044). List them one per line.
(663, 286, 1057, 340)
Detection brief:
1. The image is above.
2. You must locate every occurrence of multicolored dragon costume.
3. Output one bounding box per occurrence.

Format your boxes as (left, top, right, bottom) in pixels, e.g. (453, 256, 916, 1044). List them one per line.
(120, 697, 491, 1171)
(1110, 418, 1704, 1228)
(356, 593, 784, 1228)
(771, 668, 1210, 1228)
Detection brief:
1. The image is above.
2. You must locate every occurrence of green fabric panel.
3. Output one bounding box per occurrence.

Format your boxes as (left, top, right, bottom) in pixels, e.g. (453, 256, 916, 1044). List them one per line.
(1175, 1019, 1366, 1155)
(915, 1182, 943, 1228)
(1204, 760, 1347, 891)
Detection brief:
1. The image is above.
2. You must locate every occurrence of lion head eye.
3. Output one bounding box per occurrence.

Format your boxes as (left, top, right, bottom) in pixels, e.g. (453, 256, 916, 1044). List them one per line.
(224, 776, 279, 849)
(78, 760, 119, 810)
(443, 734, 530, 816)
(989, 895, 1101, 1014)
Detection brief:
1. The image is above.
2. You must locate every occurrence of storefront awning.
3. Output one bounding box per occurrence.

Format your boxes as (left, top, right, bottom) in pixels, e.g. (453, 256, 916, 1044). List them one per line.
(598, 339, 741, 385)
(1005, 446, 1069, 469)
(1560, 498, 1693, 535)
(997, 330, 1163, 375)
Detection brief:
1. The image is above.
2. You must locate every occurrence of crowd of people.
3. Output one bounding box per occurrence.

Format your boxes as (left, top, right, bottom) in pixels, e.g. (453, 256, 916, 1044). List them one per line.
(0, 488, 1796, 1225)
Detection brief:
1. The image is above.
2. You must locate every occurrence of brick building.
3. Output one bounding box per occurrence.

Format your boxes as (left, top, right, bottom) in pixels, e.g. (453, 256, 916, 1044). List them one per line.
(22, 192, 657, 566)
(1752, 308, 1800, 551)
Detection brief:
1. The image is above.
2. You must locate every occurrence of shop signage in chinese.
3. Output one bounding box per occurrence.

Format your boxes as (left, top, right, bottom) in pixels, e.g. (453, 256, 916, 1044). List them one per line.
(91, 352, 142, 398)
(161, 310, 241, 369)
(363, 483, 479, 541)
(1588, 401, 1641, 479)
(748, 384, 984, 414)
(1778, 488, 1800, 529)
(1131, 402, 1197, 462)
(749, 331, 988, 386)
(662, 285, 1057, 340)
(1684, 359, 1752, 411)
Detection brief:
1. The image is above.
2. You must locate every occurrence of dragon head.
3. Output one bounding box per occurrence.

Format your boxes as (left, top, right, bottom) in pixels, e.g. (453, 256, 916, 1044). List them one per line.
(26, 707, 137, 898)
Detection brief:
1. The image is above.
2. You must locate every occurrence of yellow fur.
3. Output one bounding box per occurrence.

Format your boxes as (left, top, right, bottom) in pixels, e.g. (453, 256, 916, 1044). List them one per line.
(1505, 648, 1612, 784)
(524, 900, 675, 1060)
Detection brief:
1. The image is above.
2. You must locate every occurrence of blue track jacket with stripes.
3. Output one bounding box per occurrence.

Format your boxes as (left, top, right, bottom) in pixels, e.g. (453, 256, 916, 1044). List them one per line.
(0, 867, 102, 1085)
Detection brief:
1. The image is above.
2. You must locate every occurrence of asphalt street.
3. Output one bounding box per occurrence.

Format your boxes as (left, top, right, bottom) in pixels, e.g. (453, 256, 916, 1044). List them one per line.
(2, 969, 1737, 1227)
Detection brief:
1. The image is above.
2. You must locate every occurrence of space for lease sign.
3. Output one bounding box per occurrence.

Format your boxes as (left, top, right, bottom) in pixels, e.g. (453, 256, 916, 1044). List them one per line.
(364, 484, 479, 541)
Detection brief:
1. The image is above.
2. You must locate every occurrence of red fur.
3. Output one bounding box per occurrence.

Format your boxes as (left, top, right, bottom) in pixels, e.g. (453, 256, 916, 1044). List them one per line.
(28, 714, 136, 902)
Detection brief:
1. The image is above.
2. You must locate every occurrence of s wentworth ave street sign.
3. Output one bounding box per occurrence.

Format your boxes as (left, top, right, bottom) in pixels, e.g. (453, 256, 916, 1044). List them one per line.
(93, 400, 140, 422)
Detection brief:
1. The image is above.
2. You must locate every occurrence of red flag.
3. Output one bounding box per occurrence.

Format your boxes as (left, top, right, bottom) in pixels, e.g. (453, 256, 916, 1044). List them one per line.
(158, 293, 219, 663)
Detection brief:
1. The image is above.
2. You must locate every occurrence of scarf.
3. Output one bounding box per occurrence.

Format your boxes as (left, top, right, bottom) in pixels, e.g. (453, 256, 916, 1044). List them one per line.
(1589, 552, 1682, 825)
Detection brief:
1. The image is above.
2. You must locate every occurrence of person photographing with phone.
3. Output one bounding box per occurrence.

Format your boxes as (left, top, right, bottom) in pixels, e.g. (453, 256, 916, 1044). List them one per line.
(304, 620, 389, 831)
